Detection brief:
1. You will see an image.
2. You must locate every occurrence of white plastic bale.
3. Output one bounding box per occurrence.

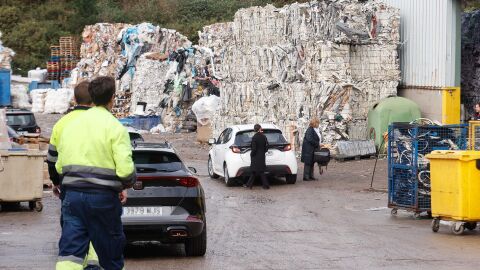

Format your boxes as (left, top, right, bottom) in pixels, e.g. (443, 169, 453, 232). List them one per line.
(43, 88, 74, 114)
(192, 95, 220, 125)
(30, 89, 49, 113)
(10, 85, 32, 109)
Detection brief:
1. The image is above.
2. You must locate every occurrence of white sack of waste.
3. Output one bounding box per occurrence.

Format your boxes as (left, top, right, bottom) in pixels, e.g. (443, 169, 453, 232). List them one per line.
(44, 88, 74, 114)
(11, 84, 31, 109)
(192, 95, 220, 125)
(150, 124, 166, 134)
(30, 89, 49, 113)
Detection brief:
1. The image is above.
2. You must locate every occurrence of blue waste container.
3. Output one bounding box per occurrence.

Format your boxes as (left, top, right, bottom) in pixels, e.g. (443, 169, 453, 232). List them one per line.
(28, 80, 61, 91)
(132, 116, 161, 130)
(0, 69, 11, 107)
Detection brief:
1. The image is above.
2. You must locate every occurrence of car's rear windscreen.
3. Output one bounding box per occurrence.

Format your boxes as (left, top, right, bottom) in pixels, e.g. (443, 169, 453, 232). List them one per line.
(234, 129, 287, 147)
(133, 151, 183, 172)
(7, 114, 35, 126)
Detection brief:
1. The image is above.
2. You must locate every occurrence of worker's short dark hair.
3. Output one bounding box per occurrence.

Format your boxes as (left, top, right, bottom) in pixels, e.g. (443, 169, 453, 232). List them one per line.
(254, 124, 262, 132)
(74, 81, 92, 105)
(88, 76, 115, 106)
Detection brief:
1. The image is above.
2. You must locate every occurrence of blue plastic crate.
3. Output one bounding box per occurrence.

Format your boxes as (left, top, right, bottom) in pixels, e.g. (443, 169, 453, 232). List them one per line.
(387, 123, 468, 215)
(120, 116, 161, 131)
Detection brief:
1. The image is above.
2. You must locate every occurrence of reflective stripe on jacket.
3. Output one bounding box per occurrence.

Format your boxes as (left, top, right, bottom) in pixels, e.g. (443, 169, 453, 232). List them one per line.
(56, 106, 136, 191)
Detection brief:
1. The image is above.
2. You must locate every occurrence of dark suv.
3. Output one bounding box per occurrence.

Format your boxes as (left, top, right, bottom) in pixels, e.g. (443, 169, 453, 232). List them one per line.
(6, 109, 41, 134)
(122, 142, 207, 256)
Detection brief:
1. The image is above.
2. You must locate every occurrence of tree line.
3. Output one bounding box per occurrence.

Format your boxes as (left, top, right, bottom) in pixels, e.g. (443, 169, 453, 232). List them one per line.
(0, 0, 477, 76)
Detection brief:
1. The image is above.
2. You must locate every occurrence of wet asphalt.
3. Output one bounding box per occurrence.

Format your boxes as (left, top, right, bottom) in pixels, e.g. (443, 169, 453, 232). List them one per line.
(1, 115, 479, 269)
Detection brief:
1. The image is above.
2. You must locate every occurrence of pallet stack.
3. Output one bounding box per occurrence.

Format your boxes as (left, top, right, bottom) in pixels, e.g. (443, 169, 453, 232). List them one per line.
(59, 36, 79, 81)
(47, 46, 61, 81)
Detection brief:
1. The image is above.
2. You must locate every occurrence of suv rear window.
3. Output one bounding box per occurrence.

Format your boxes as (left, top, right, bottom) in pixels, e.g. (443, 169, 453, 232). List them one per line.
(133, 151, 183, 172)
(129, 132, 144, 142)
(234, 129, 288, 147)
(7, 114, 35, 126)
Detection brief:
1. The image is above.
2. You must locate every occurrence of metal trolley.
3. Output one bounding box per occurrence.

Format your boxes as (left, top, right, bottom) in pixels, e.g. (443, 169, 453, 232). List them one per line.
(387, 123, 468, 218)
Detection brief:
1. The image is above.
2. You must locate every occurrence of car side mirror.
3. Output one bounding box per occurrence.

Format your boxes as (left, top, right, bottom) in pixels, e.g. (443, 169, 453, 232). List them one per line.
(208, 138, 216, 145)
(188, 167, 197, 173)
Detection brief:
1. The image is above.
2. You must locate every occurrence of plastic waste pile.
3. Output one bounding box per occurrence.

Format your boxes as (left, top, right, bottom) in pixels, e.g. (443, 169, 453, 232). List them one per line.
(76, 23, 130, 79)
(461, 10, 480, 116)
(30, 88, 74, 114)
(0, 32, 15, 70)
(199, 0, 400, 148)
(73, 23, 219, 132)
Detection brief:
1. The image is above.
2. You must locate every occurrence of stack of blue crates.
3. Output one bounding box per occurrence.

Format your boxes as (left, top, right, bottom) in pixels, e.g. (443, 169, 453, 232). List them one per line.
(387, 123, 468, 216)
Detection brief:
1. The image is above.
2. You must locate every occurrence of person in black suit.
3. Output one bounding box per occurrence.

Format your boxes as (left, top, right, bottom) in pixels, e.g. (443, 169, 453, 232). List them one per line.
(301, 118, 320, 181)
(244, 124, 270, 189)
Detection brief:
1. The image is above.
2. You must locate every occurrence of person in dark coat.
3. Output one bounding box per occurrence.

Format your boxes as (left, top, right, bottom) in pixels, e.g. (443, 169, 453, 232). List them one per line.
(472, 103, 480, 120)
(301, 118, 320, 181)
(244, 124, 270, 189)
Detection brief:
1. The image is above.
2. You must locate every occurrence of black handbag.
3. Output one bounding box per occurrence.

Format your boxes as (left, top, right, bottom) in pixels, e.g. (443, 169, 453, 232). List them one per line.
(314, 148, 331, 166)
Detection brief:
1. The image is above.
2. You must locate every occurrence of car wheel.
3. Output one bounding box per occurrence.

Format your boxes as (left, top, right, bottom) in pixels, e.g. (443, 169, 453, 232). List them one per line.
(285, 174, 297, 184)
(208, 156, 219, 179)
(185, 224, 207, 256)
(223, 164, 235, 187)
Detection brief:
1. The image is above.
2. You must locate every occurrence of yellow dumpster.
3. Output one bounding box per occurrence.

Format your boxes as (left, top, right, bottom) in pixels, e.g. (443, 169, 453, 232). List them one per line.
(426, 150, 480, 235)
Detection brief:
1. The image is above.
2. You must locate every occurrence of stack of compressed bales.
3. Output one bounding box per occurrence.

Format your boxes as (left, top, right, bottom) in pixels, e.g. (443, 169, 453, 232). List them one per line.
(199, 0, 400, 147)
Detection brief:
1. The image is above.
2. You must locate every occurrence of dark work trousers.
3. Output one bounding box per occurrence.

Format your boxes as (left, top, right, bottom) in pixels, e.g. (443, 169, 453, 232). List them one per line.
(246, 172, 269, 188)
(58, 189, 125, 270)
(303, 164, 315, 179)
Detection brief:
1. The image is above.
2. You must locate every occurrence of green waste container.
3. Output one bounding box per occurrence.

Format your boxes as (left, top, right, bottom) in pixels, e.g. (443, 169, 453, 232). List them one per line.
(367, 96, 421, 149)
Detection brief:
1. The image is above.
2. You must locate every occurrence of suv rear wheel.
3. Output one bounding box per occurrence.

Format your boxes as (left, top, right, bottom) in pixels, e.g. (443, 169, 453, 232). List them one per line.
(208, 156, 219, 179)
(285, 174, 297, 184)
(224, 164, 235, 187)
(185, 224, 207, 256)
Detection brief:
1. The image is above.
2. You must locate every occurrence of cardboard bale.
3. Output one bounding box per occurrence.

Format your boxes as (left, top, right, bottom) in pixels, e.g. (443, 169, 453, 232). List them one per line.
(197, 123, 213, 143)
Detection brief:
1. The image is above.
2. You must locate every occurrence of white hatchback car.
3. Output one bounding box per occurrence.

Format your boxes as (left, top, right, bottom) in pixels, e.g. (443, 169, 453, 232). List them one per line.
(208, 124, 298, 186)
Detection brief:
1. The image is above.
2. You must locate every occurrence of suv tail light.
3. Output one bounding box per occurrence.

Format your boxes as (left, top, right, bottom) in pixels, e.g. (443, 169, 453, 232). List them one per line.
(281, 144, 292, 151)
(136, 175, 199, 187)
(35, 127, 41, 134)
(179, 177, 199, 187)
(230, 146, 241, 153)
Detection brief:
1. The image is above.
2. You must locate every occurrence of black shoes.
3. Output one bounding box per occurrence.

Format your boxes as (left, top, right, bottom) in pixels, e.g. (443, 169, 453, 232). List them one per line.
(244, 184, 269, 190)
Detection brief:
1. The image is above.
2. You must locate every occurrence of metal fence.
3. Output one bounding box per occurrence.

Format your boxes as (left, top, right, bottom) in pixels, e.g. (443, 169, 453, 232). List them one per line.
(388, 123, 468, 216)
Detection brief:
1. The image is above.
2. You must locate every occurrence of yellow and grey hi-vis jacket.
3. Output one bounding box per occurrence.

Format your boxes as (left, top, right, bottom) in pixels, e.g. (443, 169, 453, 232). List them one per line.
(47, 106, 90, 186)
(56, 106, 136, 191)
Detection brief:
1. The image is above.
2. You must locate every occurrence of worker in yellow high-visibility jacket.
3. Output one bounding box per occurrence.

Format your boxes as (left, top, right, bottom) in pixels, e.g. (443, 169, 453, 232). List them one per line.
(46, 80, 100, 269)
(55, 76, 135, 270)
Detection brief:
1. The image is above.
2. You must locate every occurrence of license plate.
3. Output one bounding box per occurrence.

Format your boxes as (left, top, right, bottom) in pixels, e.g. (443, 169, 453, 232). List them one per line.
(123, 206, 167, 217)
(17, 131, 27, 135)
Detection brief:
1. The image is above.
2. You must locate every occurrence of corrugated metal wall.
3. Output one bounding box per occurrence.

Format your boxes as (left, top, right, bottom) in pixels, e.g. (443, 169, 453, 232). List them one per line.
(382, 0, 461, 88)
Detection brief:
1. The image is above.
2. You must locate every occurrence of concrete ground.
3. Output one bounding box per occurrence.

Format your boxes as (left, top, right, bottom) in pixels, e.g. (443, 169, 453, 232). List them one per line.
(0, 114, 479, 269)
